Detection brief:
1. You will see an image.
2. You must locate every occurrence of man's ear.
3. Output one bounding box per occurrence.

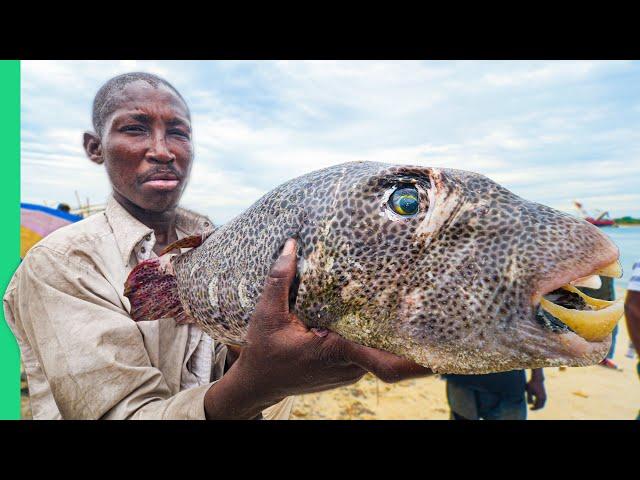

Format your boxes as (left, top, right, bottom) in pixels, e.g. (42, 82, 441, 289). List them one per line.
(83, 131, 103, 165)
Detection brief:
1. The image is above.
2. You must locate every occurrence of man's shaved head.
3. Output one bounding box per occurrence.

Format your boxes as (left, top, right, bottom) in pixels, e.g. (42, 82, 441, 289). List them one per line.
(92, 72, 190, 137)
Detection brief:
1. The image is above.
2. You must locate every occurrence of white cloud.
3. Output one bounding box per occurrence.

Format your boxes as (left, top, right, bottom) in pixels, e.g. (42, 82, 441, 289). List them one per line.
(481, 61, 630, 87)
(20, 60, 640, 224)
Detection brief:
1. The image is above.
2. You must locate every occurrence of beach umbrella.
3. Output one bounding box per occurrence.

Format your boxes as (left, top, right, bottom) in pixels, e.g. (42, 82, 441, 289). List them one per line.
(20, 203, 83, 259)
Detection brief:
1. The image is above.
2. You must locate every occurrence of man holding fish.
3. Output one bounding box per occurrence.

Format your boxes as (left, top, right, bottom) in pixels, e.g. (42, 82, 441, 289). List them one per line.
(6, 71, 626, 420)
(3, 72, 432, 420)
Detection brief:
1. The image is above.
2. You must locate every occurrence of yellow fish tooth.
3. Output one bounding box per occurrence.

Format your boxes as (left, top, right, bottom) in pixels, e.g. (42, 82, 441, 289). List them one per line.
(540, 297, 623, 342)
(593, 260, 622, 279)
(569, 274, 602, 289)
(561, 284, 614, 309)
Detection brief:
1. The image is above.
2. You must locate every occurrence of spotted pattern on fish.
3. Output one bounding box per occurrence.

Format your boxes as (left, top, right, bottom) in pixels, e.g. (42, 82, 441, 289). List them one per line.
(139, 161, 620, 373)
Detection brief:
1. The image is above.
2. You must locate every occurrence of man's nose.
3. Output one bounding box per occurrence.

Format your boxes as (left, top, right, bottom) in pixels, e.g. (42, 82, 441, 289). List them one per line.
(145, 132, 176, 164)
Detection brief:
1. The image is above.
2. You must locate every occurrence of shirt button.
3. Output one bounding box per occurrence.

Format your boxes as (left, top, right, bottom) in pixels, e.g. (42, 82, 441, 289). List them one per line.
(145, 234, 151, 241)
(140, 247, 146, 253)
(203, 222, 209, 227)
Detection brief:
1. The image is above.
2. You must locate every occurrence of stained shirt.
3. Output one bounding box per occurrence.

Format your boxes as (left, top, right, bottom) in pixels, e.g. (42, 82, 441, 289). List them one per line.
(3, 195, 294, 420)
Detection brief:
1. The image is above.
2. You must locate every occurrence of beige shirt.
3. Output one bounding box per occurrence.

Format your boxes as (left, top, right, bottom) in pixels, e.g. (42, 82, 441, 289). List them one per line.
(4, 196, 294, 420)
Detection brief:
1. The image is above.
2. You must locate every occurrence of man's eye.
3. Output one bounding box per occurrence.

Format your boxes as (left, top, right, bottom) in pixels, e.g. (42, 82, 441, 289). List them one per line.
(169, 129, 190, 139)
(121, 125, 146, 133)
(388, 186, 419, 216)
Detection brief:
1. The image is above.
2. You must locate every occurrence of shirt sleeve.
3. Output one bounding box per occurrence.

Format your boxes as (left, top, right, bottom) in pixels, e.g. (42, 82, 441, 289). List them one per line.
(629, 260, 640, 292)
(8, 245, 213, 420)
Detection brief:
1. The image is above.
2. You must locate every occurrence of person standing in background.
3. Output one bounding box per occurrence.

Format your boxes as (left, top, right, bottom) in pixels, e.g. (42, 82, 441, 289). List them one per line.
(624, 259, 640, 420)
(443, 368, 546, 420)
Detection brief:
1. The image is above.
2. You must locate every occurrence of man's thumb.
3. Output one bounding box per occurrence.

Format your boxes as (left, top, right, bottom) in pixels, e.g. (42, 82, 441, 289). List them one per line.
(255, 238, 298, 319)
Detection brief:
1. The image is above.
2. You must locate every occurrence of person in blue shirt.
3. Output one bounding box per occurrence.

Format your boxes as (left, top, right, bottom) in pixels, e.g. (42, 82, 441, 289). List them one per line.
(443, 368, 545, 420)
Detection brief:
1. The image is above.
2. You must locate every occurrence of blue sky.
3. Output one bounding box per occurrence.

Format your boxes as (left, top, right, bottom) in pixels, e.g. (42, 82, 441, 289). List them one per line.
(21, 60, 640, 224)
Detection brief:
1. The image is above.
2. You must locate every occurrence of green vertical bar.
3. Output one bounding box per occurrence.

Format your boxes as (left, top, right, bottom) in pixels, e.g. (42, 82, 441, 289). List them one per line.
(0, 60, 21, 420)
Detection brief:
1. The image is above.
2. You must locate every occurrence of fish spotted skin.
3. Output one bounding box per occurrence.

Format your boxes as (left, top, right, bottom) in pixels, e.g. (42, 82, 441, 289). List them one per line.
(157, 161, 618, 374)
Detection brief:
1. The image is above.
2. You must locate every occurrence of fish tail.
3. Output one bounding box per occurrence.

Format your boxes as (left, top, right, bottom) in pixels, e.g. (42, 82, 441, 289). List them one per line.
(124, 256, 193, 324)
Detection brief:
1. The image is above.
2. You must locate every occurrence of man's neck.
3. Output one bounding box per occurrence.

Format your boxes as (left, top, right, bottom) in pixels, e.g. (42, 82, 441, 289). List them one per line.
(113, 192, 179, 252)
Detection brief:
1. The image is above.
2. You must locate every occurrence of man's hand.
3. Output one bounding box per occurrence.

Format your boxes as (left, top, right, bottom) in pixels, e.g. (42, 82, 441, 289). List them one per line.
(525, 369, 546, 410)
(204, 238, 432, 419)
(224, 344, 242, 372)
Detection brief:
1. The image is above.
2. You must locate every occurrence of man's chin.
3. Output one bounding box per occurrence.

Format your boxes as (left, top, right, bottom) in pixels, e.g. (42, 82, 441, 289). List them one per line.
(133, 190, 183, 213)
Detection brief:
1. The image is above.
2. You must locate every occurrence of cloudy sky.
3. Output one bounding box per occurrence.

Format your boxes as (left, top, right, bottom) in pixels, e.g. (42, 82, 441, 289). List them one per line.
(21, 60, 640, 223)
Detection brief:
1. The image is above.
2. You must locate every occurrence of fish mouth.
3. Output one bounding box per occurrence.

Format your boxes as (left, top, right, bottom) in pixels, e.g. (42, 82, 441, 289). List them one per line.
(533, 260, 623, 344)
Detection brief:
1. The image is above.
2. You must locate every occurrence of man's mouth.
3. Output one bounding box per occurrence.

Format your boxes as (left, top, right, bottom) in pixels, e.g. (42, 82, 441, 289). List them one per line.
(535, 261, 624, 343)
(142, 172, 181, 191)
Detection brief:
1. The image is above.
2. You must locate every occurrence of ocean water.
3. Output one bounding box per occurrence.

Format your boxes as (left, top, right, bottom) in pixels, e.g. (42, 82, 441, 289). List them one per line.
(599, 226, 640, 291)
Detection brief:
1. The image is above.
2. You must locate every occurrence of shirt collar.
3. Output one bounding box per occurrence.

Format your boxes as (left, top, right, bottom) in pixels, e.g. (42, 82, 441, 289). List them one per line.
(105, 195, 213, 267)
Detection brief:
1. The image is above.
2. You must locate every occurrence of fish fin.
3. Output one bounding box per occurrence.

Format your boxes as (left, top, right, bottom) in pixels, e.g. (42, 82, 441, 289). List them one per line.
(124, 255, 195, 324)
(160, 230, 213, 255)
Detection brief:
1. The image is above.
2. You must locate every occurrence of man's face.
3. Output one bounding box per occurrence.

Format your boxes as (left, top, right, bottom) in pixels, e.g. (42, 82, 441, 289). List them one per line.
(87, 81, 193, 213)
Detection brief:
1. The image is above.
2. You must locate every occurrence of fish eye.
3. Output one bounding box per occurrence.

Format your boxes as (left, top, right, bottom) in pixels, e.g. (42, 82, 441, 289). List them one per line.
(389, 186, 419, 216)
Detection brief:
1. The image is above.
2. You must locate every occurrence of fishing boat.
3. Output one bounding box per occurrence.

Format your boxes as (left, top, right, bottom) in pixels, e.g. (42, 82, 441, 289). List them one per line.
(573, 201, 617, 227)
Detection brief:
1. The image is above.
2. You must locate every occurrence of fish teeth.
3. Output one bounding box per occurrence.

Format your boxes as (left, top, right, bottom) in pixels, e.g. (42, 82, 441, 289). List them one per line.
(593, 260, 623, 279)
(538, 261, 623, 342)
(569, 275, 601, 289)
(540, 296, 623, 342)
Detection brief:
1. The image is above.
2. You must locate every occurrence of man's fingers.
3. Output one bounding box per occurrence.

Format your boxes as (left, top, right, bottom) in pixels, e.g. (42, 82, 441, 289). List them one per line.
(334, 337, 432, 383)
(254, 238, 298, 322)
